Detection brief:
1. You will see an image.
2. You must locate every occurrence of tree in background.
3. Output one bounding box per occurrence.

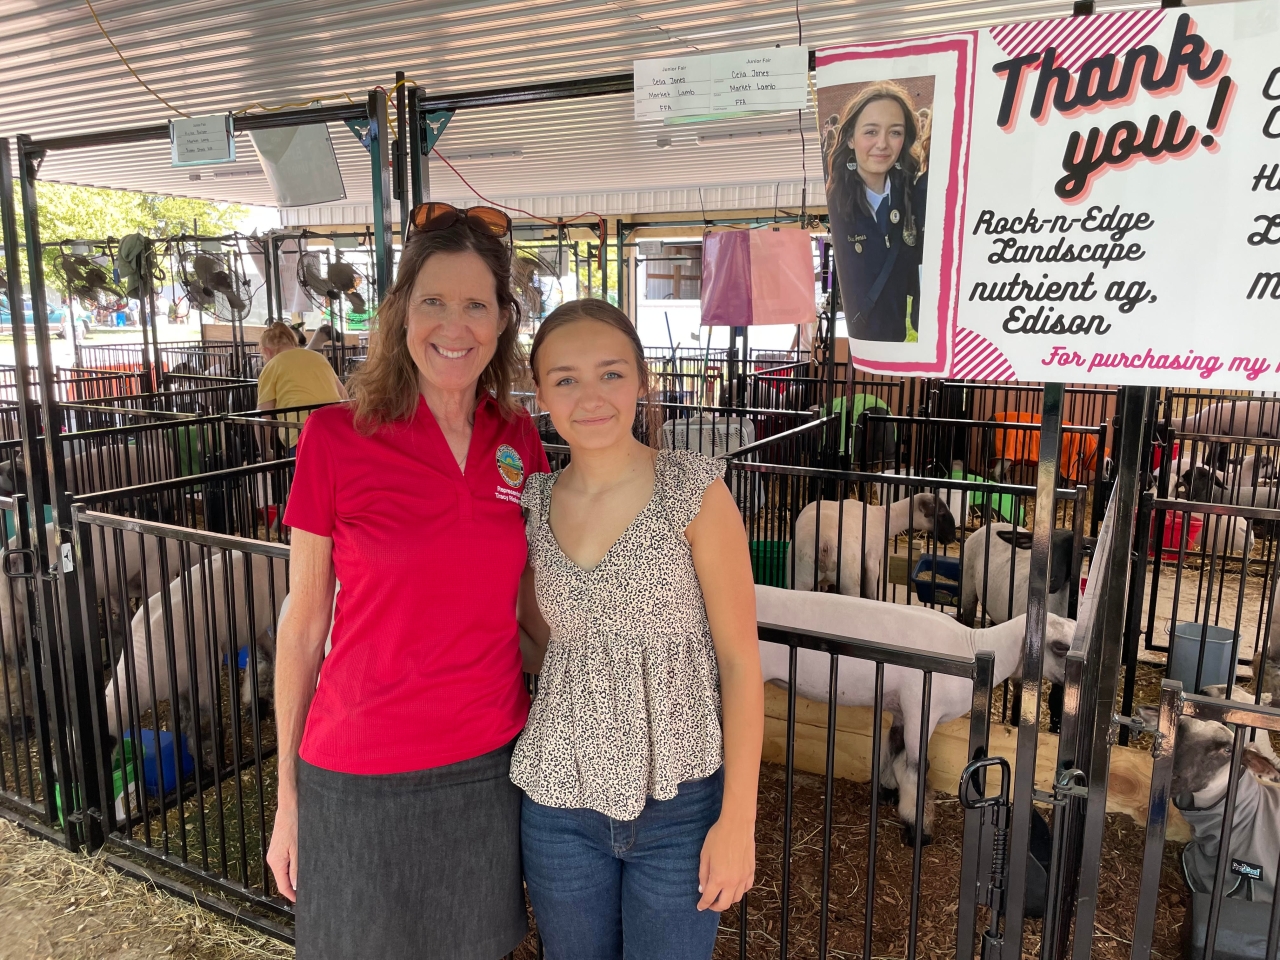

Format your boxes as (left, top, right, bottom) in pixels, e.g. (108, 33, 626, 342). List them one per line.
(10, 181, 246, 295)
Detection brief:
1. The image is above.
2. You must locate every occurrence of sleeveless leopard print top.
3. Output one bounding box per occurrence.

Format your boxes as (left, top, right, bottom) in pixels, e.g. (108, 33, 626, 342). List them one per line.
(510, 450, 725, 820)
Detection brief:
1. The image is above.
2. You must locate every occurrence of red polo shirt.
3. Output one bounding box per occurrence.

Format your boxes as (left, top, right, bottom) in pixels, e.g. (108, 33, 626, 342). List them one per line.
(285, 394, 549, 774)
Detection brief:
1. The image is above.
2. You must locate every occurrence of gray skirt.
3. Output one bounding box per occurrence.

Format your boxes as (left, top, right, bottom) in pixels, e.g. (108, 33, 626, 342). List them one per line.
(296, 740, 527, 960)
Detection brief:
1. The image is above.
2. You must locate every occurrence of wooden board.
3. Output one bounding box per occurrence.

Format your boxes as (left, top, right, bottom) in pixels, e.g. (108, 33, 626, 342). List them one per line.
(761, 683, 1190, 842)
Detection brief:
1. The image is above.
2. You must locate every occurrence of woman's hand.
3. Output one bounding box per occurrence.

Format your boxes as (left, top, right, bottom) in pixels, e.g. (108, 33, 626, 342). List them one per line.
(697, 813, 755, 911)
(267, 790, 299, 902)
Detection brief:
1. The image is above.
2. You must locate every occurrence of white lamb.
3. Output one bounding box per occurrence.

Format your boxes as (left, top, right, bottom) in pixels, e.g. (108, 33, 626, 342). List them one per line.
(102, 550, 287, 768)
(792, 493, 957, 599)
(756, 584, 1073, 845)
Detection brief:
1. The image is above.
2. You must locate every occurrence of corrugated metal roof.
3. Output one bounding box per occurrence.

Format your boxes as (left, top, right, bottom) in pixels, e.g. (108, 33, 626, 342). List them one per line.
(2, 0, 1143, 218)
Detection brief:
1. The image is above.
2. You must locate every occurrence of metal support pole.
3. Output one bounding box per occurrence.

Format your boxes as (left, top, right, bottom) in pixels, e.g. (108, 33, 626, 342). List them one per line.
(1069, 385, 1151, 960)
(368, 90, 394, 295)
(15, 135, 106, 851)
(616, 218, 624, 311)
(407, 86, 424, 207)
(136, 269, 156, 393)
(1003, 381, 1063, 958)
(395, 70, 409, 234)
(0, 137, 64, 837)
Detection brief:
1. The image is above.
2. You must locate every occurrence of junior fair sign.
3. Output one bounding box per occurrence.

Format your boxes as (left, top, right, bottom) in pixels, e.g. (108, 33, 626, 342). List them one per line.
(815, 0, 1280, 388)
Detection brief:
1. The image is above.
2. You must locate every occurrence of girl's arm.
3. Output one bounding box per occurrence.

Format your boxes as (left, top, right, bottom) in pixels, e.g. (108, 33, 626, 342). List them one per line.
(687, 477, 763, 912)
(266, 529, 337, 902)
(517, 560, 550, 674)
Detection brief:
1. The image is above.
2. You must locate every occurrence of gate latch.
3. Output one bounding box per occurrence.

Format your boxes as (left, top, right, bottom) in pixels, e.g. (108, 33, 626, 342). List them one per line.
(960, 755, 1012, 960)
(1034, 767, 1088, 807)
(1110, 712, 1156, 744)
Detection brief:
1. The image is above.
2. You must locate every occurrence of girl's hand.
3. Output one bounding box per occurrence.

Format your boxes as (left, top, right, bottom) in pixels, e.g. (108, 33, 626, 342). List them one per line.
(267, 792, 299, 902)
(697, 814, 755, 911)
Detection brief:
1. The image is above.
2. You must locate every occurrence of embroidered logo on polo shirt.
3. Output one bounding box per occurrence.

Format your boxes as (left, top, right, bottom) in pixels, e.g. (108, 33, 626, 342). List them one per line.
(496, 444, 525, 488)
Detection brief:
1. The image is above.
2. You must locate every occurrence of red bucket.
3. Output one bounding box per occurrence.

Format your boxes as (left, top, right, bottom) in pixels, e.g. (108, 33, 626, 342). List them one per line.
(1148, 512, 1203, 561)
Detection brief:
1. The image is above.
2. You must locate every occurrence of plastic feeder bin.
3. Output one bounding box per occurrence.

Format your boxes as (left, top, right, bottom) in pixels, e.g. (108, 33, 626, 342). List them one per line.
(750, 541, 790, 588)
(1149, 512, 1204, 562)
(1168, 623, 1236, 692)
(123, 730, 196, 797)
(910, 555, 962, 606)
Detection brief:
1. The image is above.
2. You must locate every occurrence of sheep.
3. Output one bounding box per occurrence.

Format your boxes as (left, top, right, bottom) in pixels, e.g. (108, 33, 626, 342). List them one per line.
(1170, 466, 1258, 561)
(1255, 622, 1280, 704)
(792, 493, 957, 599)
(756, 584, 1073, 845)
(305, 323, 339, 352)
(1199, 684, 1280, 769)
(1134, 707, 1280, 902)
(0, 442, 176, 501)
(0, 524, 187, 727)
(102, 550, 287, 770)
(1175, 400, 1280, 440)
(959, 524, 1074, 628)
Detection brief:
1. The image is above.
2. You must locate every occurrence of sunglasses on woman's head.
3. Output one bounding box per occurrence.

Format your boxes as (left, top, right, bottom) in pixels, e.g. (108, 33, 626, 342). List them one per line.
(408, 202, 511, 238)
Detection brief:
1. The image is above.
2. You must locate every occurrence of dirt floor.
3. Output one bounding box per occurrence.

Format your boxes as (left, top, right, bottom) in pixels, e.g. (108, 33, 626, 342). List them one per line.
(5, 755, 1191, 960)
(0, 818, 291, 960)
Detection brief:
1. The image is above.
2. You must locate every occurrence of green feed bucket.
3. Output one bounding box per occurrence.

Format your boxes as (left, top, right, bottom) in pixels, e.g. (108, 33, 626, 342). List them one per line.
(54, 739, 136, 826)
(750, 540, 790, 588)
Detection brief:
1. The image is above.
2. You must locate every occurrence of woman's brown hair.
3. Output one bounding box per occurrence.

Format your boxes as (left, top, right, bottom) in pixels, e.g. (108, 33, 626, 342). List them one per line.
(348, 221, 524, 433)
(529, 298, 662, 448)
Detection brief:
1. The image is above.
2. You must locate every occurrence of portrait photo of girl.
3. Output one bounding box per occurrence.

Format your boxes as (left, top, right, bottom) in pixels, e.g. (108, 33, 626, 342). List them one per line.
(821, 77, 934, 344)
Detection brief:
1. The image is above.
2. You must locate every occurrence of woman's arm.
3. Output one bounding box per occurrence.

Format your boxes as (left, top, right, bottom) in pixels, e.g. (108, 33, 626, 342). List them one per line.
(687, 477, 763, 912)
(266, 529, 337, 902)
(333, 373, 350, 401)
(517, 560, 550, 674)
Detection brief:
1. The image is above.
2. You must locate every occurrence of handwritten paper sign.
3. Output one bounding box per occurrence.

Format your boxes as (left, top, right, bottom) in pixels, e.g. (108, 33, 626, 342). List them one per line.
(634, 46, 809, 122)
(170, 114, 235, 167)
(816, 0, 1280, 388)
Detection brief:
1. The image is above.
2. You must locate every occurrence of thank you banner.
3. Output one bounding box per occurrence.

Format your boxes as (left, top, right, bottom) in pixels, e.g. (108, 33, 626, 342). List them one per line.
(815, 0, 1280, 387)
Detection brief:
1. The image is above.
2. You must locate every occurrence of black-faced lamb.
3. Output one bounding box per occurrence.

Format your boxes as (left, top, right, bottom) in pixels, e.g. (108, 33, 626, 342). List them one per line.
(792, 493, 957, 598)
(756, 584, 1073, 845)
(959, 524, 1074, 628)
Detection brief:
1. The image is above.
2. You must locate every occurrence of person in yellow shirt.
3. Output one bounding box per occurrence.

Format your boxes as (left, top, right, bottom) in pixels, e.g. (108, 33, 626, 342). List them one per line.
(257, 322, 348, 453)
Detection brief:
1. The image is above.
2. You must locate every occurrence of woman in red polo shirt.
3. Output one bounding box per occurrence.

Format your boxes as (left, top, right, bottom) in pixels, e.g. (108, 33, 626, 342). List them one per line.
(266, 205, 548, 960)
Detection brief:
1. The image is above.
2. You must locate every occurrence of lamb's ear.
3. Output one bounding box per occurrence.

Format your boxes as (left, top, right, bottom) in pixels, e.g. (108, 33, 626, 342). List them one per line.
(996, 529, 1034, 549)
(1048, 637, 1071, 658)
(1202, 683, 1229, 699)
(1243, 748, 1280, 781)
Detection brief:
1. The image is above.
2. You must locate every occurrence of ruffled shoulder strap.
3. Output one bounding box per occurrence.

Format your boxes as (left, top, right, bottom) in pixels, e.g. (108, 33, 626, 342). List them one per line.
(658, 450, 726, 530)
(521, 470, 555, 528)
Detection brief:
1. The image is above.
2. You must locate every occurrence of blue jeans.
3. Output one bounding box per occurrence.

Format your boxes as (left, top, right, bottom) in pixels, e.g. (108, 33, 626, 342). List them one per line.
(521, 768, 724, 960)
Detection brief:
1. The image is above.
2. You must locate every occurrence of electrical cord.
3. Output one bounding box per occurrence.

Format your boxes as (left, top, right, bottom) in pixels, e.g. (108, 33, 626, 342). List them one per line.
(430, 147, 608, 272)
(84, 0, 190, 118)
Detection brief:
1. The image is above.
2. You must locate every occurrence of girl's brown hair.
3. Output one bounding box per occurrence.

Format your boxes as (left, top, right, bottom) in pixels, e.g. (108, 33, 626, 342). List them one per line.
(348, 221, 524, 433)
(827, 81, 921, 227)
(529, 298, 662, 448)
